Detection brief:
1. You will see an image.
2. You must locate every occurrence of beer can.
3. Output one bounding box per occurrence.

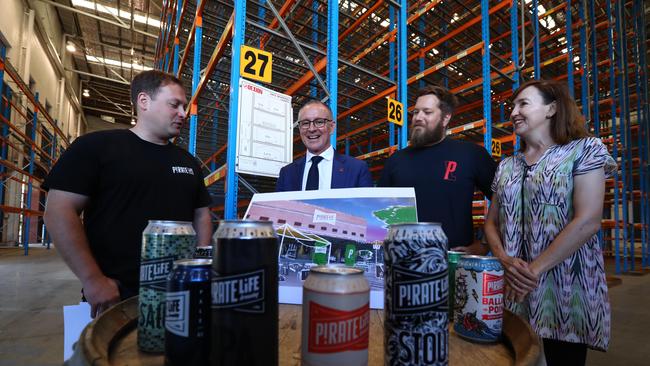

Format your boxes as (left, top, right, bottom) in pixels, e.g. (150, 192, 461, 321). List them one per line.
(165, 258, 212, 366)
(447, 251, 464, 322)
(453, 255, 504, 343)
(138, 220, 196, 352)
(211, 220, 279, 366)
(302, 265, 370, 366)
(384, 223, 449, 366)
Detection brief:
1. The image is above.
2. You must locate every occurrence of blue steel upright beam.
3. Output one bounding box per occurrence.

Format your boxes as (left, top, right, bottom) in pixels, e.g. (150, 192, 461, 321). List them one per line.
(164, 2, 174, 72)
(23, 93, 39, 255)
(327, 0, 338, 148)
(588, 0, 598, 134)
(637, 0, 650, 267)
(311, 0, 319, 98)
(632, 0, 646, 267)
(511, 0, 520, 151)
(188, 2, 202, 156)
(389, 6, 396, 148)
(566, 0, 574, 97)
(619, 0, 634, 270)
(0, 45, 7, 212)
(225, 0, 246, 219)
(397, 0, 408, 149)
(578, 1, 588, 118)
(615, 0, 629, 272)
(482, 0, 491, 153)
(532, 0, 540, 78)
(606, 0, 621, 274)
(172, 0, 183, 75)
(418, 19, 425, 89)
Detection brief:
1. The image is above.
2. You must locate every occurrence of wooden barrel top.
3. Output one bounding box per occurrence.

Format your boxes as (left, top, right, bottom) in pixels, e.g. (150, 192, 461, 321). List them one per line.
(68, 297, 540, 366)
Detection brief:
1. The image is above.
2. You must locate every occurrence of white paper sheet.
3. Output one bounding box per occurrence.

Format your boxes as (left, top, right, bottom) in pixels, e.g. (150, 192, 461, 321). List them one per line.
(63, 302, 92, 361)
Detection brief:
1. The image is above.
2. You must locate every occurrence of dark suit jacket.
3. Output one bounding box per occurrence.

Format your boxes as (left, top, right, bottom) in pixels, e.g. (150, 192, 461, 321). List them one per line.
(276, 151, 373, 192)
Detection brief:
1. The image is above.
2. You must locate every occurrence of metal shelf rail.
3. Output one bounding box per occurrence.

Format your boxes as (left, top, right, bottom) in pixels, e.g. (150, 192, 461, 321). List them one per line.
(0, 45, 70, 255)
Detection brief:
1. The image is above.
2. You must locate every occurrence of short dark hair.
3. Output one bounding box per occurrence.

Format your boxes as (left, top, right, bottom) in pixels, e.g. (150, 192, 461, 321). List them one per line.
(512, 79, 589, 149)
(130, 70, 184, 109)
(415, 85, 458, 117)
(298, 99, 333, 120)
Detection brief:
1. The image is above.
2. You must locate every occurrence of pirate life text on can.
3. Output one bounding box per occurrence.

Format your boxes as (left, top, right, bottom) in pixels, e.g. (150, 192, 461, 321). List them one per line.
(211, 220, 279, 366)
(447, 251, 464, 322)
(453, 255, 504, 343)
(384, 223, 449, 366)
(165, 259, 212, 366)
(302, 266, 370, 366)
(138, 220, 197, 353)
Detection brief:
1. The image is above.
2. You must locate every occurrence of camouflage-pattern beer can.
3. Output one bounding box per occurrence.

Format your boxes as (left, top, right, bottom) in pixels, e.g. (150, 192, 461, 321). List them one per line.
(138, 220, 196, 352)
(447, 251, 464, 322)
(384, 223, 449, 366)
(302, 265, 370, 366)
(453, 255, 504, 343)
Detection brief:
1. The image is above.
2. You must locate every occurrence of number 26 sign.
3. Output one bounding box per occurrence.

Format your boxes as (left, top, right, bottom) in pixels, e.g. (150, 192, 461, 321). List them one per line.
(240, 45, 273, 83)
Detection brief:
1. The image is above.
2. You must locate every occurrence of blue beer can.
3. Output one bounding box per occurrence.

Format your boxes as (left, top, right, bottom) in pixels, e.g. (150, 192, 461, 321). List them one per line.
(165, 258, 212, 366)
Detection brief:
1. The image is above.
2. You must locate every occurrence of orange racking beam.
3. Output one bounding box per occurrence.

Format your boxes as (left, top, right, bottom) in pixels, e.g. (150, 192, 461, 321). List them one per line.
(0, 205, 42, 216)
(204, 164, 227, 187)
(186, 15, 234, 114)
(177, 0, 209, 78)
(339, 1, 385, 40)
(1, 60, 67, 146)
(338, 42, 483, 120)
(285, 0, 444, 96)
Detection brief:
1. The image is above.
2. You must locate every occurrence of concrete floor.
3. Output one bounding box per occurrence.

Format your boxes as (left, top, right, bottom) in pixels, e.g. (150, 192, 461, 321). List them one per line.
(0, 246, 648, 365)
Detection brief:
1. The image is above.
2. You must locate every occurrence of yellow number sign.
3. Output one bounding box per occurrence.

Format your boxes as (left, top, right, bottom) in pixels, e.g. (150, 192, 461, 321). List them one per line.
(491, 139, 502, 157)
(387, 98, 404, 126)
(240, 45, 272, 83)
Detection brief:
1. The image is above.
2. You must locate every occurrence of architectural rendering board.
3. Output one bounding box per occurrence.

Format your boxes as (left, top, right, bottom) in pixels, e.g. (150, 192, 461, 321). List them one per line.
(244, 187, 417, 309)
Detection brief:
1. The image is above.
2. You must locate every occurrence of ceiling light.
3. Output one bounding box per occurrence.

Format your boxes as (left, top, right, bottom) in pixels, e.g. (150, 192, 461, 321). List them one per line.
(82, 89, 90, 97)
(131, 118, 136, 125)
(66, 42, 76, 53)
(71, 0, 161, 28)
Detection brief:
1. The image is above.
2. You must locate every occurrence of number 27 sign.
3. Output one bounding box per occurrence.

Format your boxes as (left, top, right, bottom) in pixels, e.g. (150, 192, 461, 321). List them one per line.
(240, 45, 272, 83)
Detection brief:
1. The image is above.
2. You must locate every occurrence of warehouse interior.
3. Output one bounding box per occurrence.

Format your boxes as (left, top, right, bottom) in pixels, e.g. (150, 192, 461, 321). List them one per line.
(0, 0, 648, 364)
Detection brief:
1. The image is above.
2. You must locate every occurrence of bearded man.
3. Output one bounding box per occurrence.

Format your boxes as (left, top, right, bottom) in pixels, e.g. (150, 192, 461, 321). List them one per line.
(378, 85, 496, 254)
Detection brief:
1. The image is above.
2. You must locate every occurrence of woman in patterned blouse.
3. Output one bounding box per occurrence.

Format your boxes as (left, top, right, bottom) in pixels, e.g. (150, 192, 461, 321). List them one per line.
(484, 79, 616, 365)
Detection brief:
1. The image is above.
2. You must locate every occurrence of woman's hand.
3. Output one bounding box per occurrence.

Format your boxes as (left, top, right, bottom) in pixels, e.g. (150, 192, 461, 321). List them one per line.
(498, 255, 538, 300)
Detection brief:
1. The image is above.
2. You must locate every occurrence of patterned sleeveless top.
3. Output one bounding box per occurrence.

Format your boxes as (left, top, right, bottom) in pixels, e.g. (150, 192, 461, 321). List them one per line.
(491, 137, 616, 350)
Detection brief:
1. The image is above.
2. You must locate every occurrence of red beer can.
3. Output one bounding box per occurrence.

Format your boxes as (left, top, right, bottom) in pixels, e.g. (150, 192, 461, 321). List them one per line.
(301, 266, 370, 366)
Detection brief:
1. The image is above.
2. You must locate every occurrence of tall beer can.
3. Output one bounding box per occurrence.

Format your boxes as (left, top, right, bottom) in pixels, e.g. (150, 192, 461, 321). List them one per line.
(138, 220, 196, 352)
(165, 259, 212, 366)
(453, 255, 504, 343)
(211, 221, 279, 366)
(384, 223, 449, 366)
(302, 266, 370, 366)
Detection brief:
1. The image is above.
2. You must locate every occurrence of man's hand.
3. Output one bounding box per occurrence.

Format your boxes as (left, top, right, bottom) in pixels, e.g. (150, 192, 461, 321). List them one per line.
(82, 276, 121, 318)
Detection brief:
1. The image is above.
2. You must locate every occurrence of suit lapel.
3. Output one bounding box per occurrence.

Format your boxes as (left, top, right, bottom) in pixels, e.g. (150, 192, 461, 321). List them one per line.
(294, 156, 307, 190)
(331, 152, 346, 188)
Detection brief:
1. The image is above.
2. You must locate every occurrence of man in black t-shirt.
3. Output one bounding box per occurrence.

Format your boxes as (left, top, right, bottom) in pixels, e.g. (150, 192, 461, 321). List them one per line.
(43, 71, 212, 318)
(378, 85, 496, 253)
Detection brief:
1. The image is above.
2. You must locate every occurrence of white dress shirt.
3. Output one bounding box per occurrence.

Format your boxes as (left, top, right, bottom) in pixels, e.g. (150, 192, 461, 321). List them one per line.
(301, 146, 334, 190)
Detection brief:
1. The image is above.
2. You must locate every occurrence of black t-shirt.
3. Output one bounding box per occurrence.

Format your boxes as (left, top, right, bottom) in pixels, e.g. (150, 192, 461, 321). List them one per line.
(44, 129, 211, 291)
(378, 138, 496, 246)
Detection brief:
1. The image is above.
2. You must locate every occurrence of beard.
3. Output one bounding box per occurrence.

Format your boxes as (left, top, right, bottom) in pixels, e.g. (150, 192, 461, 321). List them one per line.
(410, 121, 445, 147)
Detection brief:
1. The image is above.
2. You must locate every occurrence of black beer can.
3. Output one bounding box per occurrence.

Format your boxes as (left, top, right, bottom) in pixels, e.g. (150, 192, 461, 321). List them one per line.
(211, 220, 279, 366)
(165, 259, 211, 366)
(384, 223, 449, 366)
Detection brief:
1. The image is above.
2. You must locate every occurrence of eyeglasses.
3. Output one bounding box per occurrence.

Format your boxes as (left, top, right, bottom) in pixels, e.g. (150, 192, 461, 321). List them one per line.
(296, 118, 331, 130)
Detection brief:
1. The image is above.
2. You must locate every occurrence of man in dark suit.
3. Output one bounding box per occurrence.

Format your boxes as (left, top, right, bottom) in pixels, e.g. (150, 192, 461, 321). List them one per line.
(276, 100, 373, 191)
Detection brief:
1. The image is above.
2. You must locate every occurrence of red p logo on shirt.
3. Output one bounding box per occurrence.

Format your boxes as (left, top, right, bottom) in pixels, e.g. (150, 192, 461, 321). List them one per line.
(444, 161, 457, 181)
